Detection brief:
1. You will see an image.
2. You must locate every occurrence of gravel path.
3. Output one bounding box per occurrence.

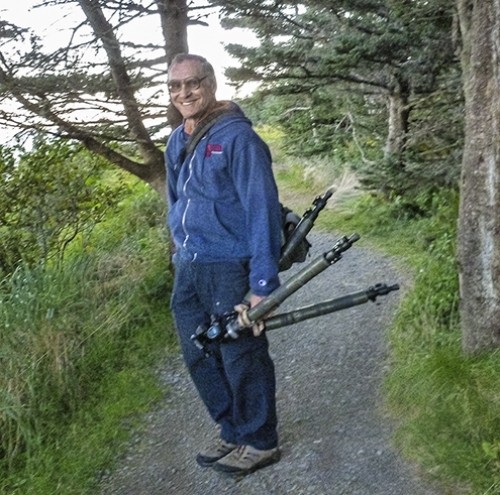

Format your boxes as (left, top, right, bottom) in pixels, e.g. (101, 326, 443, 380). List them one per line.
(99, 232, 442, 495)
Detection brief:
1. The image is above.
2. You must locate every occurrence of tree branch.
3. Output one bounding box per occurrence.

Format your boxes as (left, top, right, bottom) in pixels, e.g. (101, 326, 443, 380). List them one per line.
(76, 0, 163, 166)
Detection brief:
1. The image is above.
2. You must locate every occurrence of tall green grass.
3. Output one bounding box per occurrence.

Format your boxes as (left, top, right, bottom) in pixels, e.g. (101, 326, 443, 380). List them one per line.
(0, 184, 176, 494)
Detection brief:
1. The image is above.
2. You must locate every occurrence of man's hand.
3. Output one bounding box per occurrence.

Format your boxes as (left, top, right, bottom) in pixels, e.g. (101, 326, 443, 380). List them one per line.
(249, 294, 265, 309)
(234, 294, 274, 337)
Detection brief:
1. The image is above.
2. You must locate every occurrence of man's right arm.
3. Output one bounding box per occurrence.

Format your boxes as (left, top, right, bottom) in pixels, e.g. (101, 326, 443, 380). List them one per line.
(165, 139, 179, 206)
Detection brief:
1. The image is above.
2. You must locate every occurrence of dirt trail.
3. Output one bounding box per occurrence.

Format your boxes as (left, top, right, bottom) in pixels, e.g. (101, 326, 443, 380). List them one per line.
(99, 232, 442, 495)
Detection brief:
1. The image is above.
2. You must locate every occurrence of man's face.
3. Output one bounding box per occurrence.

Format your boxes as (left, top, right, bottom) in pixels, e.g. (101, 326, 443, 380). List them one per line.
(168, 60, 217, 122)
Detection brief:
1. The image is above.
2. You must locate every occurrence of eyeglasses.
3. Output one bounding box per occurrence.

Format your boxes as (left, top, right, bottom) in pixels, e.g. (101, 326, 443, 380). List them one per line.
(168, 76, 207, 94)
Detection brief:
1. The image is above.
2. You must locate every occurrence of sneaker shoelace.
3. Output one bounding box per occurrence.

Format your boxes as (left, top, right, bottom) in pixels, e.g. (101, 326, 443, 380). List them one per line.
(217, 441, 234, 454)
(233, 445, 260, 462)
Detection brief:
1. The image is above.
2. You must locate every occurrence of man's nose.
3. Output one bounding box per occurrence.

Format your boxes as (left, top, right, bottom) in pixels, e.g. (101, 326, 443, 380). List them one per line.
(179, 82, 192, 97)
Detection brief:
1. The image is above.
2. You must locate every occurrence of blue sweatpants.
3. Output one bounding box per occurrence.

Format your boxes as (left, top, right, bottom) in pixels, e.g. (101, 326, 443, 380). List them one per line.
(171, 256, 278, 450)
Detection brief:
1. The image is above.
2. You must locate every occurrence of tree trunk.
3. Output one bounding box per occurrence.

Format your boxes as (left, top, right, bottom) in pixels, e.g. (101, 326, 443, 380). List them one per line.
(156, 0, 188, 129)
(77, 0, 169, 196)
(155, 0, 189, 64)
(457, 0, 500, 353)
(74, 0, 193, 195)
(384, 77, 411, 159)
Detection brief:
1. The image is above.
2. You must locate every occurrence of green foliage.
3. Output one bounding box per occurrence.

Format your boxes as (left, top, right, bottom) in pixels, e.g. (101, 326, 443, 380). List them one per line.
(354, 72, 464, 199)
(0, 140, 124, 275)
(239, 77, 387, 163)
(226, 0, 462, 201)
(0, 182, 175, 494)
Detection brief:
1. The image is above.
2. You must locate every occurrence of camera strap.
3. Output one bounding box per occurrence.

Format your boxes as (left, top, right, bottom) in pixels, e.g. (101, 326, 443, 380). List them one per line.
(178, 107, 239, 163)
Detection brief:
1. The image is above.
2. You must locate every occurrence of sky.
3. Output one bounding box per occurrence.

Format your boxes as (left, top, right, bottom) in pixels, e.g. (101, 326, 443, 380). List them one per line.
(188, 17, 255, 100)
(0, 1, 257, 143)
(1, 0, 248, 98)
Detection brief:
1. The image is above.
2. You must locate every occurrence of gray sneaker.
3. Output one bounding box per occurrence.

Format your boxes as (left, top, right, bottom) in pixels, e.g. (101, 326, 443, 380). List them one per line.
(212, 445, 281, 476)
(196, 439, 237, 467)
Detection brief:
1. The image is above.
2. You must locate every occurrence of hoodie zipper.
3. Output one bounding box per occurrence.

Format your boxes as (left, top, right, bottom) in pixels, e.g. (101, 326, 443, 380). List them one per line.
(181, 153, 196, 250)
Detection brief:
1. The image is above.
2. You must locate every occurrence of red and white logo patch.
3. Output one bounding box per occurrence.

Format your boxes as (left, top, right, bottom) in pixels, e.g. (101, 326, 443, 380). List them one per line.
(205, 144, 223, 157)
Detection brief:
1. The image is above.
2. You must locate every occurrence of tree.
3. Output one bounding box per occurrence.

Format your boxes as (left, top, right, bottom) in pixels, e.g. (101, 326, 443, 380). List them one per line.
(0, 0, 213, 195)
(217, 0, 461, 198)
(456, 0, 500, 353)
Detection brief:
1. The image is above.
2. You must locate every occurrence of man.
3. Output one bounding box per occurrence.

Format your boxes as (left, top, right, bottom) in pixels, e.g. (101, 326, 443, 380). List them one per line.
(165, 53, 282, 477)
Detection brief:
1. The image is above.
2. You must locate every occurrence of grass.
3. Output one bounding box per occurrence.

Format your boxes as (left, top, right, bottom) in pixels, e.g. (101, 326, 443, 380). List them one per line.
(0, 185, 177, 494)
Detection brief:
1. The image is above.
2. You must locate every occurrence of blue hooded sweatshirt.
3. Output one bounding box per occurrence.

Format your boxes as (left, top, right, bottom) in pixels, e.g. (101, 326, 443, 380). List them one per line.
(165, 103, 282, 297)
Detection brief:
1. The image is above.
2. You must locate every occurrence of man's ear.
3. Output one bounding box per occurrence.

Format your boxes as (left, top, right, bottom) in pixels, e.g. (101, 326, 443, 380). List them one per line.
(209, 77, 218, 94)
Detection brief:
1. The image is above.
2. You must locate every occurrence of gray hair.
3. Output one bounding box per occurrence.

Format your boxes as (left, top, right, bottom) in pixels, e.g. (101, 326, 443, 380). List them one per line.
(168, 53, 217, 87)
